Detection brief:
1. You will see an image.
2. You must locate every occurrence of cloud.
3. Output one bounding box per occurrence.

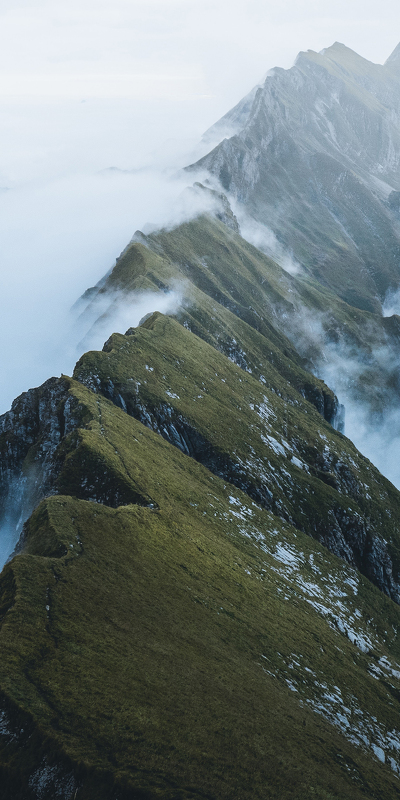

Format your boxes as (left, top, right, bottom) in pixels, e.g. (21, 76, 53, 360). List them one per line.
(0, 166, 210, 414)
(1, 1, 400, 112)
(342, 402, 400, 490)
(76, 286, 185, 355)
(2, 0, 400, 477)
(382, 287, 400, 317)
(279, 305, 400, 489)
(236, 211, 302, 275)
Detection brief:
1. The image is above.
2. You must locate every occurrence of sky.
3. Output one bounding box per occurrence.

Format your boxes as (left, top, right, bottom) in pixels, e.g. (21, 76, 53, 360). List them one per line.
(2, 0, 400, 413)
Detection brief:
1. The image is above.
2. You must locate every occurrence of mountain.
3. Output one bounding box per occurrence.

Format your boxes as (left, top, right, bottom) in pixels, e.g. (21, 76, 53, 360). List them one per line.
(190, 42, 400, 313)
(188, 44, 400, 485)
(80, 183, 400, 488)
(2, 42, 400, 800)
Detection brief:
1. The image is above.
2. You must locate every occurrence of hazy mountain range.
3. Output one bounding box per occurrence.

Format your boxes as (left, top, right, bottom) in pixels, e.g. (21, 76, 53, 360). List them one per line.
(2, 42, 400, 799)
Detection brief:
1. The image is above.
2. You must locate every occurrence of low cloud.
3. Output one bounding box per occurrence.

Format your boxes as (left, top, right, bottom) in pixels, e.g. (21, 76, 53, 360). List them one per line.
(76, 286, 185, 354)
(319, 343, 400, 489)
(281, 305, 400, 489)
(0, 167, 213, 415)
(233, 209, 302, 275)
(342, 402, 400, 489)
(382, 286, 400, 317)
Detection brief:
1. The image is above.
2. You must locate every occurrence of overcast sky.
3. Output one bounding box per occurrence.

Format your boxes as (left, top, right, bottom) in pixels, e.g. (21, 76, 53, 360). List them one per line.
(1, 0, 400, 180)
(1, 0, 400, 412)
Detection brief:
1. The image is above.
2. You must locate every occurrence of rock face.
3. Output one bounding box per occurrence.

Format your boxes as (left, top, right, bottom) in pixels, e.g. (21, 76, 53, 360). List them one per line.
(2, 310, 399, 603)
(0, 378, 75, 561)
(0, 375, 152, 563)
(78, 201, 400, 491)
(189, 42, 400, 312)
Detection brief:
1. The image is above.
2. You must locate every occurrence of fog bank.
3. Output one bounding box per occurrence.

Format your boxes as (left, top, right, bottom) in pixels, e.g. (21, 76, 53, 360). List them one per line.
(0, 161, 214, 414)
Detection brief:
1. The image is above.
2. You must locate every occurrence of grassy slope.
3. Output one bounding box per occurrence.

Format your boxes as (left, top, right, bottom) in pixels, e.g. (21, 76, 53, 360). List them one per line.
(147, 214, 400, 415)
(4, 213, 400, 797)
(81, 226, 336, 410)
(2, 380, 400, 798)
(81, 212, 400, 420)
(73, 313, 400, 595)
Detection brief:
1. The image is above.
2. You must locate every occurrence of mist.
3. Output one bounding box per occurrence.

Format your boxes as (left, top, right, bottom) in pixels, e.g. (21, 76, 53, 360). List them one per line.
(76, 286, 185, 355)
(236, 217, 400, 490)
(322, 353, 400, 491)
(236, 211, 302, 275)
(323, 374, 400, 493)
(382, 287, 400, 317)
(3, 1, 400, 416)
(0, 160, 217, 414)
(280, 306, 400, 491)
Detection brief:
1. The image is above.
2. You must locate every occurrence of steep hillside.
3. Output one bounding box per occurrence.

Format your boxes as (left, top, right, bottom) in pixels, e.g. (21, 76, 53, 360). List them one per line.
(74, 313, 400, 600)
(2, 348, 400, 798)
(78, 202, 400, 470)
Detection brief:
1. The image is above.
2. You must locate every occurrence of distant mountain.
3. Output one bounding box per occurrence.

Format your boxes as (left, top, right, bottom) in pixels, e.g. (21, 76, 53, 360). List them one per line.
(190, 42, 400, 313)
(3, 42, 400, 800)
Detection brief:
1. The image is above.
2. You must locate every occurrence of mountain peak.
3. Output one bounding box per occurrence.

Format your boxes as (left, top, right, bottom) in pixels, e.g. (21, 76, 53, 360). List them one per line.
(386, 42, 400, 65)
(322, 41, 352, 54)
(295, 41, 374, 75)
(318, 41, 373, 69)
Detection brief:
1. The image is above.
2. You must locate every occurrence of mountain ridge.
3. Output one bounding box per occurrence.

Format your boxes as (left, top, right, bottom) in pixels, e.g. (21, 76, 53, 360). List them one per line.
(3, 324, 400, 798)
(3, 39, 400, 799)
(188, 41, 400, 313)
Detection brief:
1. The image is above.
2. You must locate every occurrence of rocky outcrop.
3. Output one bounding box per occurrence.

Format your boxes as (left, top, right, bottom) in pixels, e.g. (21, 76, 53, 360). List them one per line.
(0, 376, 152, 562)
(105, 392, 399, 603)
(192, 182, 240, 233)
(0, 379, 77, 558)
(0, 684, 136, 800)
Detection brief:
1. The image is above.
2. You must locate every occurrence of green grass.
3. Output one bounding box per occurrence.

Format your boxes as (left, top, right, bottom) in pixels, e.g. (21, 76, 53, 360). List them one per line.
(2, 380, 400, 796)
(4, 211, 400, 797)
(73, 313, 400, 593)
(80, 211, 400, 425)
